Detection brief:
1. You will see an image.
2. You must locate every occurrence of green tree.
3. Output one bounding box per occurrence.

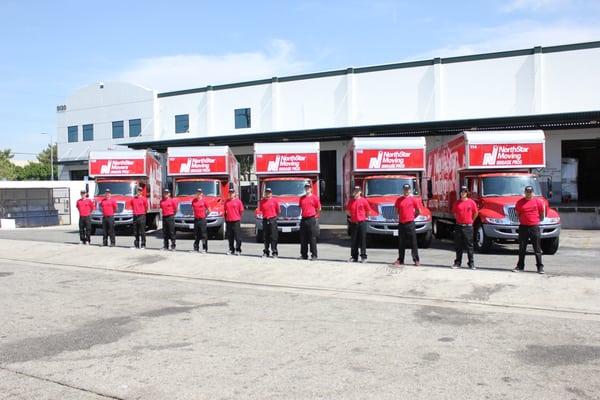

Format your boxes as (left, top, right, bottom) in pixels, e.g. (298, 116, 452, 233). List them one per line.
(0, 149, 17, 180)
(36, 143, 57, 180)
(15, 162, 52, 181)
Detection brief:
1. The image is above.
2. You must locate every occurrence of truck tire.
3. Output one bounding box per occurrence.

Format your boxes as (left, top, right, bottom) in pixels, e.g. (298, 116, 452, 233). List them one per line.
(541, 237, 559, 255)
(214, 224, 225, 240)
(474, 222, 493, 253)
(417, 230, 433, 248)
(432, 219, 446, 240)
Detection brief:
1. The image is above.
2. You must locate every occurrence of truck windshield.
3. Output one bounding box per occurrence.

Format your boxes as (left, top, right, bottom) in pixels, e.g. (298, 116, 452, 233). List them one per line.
(265, 180, 309, 196)
(364, 178, 418, 196)
(481, 176, 542, 197)
(95, 181, 136, 196)
(175, 180, 220, 196)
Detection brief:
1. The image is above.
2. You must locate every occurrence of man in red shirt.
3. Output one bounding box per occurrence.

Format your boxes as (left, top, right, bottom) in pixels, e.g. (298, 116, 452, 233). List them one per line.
(346, 186, 374, 263)
(191, 188, 210, 253)
(299, 183, 321, 260)
(393, 183, 420, 266)
(130, 186, 148, 249)
(160, 188, 177, 250)
(224, 190, 244, 255)
(451, 186, 478, 269)
(76, 189, 94, 245)
(100, 189, 118, 247)
(259, 187, 280, 258)
(514, 185, 546, 274)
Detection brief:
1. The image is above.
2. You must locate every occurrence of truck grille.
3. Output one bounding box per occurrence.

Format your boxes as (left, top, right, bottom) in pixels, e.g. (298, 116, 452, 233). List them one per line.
(506, 206, 519, 224)
(280, 204, 301, 218)
(380, 205, 398, 221)
(178, 202, 193, 216)
(96, 201, 125, 214)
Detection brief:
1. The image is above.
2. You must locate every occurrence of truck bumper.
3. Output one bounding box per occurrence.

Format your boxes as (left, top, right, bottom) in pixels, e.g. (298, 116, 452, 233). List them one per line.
(256, 219, 301, 233)
(174, 216, 224, 231)
(91, 212, 134, 226)
(483, 223, 561, 240)
(366, 221, 432, 236)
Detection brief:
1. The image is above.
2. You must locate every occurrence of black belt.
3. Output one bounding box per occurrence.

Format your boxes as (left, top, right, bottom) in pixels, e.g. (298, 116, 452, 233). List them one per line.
(302, 216, 316, 220)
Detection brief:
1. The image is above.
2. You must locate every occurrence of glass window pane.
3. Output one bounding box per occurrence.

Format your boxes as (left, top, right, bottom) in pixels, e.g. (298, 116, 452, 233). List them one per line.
(112, 121, 124, 139)
(129, 119, 141, 137)
(235, 108, 251, 129)
(82, 124, 94, 141)
(68, 126, 78, 143)
(175, 114, 189, 134)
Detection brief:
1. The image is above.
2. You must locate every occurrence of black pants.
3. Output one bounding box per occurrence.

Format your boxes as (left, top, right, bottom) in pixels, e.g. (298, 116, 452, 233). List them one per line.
(517, 225, 544, 269)
(162, 216, 176, 249)
(133, 215, 146, 248)
(102, 216, 115, 246)
(300, 217, 318, 259)
(350, 221, 367, 260)
(454, 224, 474, 267)
(398, 222, 419, 263)
(79, 216, 91, 244)
(226, 221, 242, 253)
(262, 218, 279, 256)
(194, 218, 208, 251)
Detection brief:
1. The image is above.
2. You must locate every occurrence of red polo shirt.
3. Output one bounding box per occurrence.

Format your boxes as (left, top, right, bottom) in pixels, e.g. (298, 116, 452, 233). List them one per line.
(191, 198, 209, 219)
(100, 198, 118, 217)
(259, 197, 280, 219)
(299, 194, 321, 218)
(76, 198, 94, 217)
(394, 196, 419, 224)
(515, 197, 545, 226)
(452, 198, 478, 225)
(130, 196, 148, 216)
(224, 198, 244, 222)
(160, 198, 177, 217)
(346, 197, 372, 223)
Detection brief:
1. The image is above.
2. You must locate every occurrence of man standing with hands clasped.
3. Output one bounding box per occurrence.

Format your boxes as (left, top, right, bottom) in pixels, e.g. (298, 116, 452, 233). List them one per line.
(513, 185, 546, 274)
(100, 189, 118, 247)
(160, 188, 177, 251)
(191, 188, 210, 253)
(224, 190, 244, 255)
(259, 187, 280, 258)
(392, 183, 420, 266)
(452, 186, 478, 269)
(299, 182, 321, 261)
(346, 186, 374, 263)
(130, 187, 148, 249)
(76, 189, 94, 245)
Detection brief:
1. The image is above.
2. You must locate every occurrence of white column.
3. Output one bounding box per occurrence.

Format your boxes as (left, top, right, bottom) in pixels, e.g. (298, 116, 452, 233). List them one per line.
(433, 58, 443, 121)
(346, 68, 356, 125)
(271, 77, 280, 131)
(533, 46, 544, 114)
(206, 86, 214, 135)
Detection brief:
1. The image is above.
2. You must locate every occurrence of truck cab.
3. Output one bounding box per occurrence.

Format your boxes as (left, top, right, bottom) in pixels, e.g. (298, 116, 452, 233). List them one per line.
(464, 172, 561, 253)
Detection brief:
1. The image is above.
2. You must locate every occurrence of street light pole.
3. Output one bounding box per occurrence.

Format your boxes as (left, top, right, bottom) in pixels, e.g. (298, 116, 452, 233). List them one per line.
(41, 132, 54, 181)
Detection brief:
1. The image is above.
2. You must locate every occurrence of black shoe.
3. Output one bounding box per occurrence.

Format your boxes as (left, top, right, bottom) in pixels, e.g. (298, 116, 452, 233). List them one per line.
(451, 263, 460, 269)
(359, 258, 367, 264)
(469, 265, 477, 270)
(512, 267, 524, 273)
(537, 268, 545, 275)
(348, 257, 358, 263)
(272, 254, 278, 259)
(310, 255, 318, 261)
(262, 253, 269, 258)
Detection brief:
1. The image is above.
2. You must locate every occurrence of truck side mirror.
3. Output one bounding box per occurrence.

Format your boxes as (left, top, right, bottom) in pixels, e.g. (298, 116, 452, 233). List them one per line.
(547, 178, 553, 198)
(427, 179, 433, 199)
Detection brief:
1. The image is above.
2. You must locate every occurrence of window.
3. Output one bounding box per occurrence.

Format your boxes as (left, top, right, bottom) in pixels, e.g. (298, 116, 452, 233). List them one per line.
(67, 126, 78, 143)
(112, 121, 124, 139)
(235, 108, 251, 129)
(82, 124, 94, 141)
(175, 114, 189, 133)
(129, 119, 141, 137)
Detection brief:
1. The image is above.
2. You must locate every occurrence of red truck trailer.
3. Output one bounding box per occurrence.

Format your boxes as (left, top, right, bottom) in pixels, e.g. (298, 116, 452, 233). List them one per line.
(167, 146, 239, 240)
(342, 137, 433, 247)
(253, 142, 320, 242)
(426, 130, 561, 254)
(89, 150, 163, 233)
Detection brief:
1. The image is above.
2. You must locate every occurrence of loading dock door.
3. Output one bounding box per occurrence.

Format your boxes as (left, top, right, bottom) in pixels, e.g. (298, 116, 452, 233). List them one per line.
(562, 139, 600, 202)
(320, 150, 337, 205)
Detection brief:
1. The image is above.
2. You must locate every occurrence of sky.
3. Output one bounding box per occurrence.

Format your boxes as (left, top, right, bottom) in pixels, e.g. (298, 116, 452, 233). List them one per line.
(0, 0, 599, 159)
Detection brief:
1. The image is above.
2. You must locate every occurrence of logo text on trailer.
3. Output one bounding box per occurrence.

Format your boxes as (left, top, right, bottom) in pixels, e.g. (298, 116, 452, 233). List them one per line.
(367, 150, 411, 169)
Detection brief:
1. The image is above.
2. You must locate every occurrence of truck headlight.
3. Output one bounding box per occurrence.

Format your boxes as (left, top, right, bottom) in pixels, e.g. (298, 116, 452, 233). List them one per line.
(541, 217, 560, 225)
(415, 215, 431, 222)
(486, 217, 511, 225)
(208, 211, 222, 217)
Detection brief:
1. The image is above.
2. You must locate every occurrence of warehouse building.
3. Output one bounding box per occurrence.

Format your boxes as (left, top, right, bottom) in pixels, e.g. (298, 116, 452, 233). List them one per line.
(57, 41, 600, 218)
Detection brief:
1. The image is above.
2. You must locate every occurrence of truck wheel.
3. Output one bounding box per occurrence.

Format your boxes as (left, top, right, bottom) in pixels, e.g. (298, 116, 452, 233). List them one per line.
(91, 226, 97, 235)
(255, 229, 263, 243)
(474, 222, 492, 253)
(541, 237, 559, 255)
(432, 219, 446, 239)
(417, 230, 433, 248)
(214, 225, 225, 240)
